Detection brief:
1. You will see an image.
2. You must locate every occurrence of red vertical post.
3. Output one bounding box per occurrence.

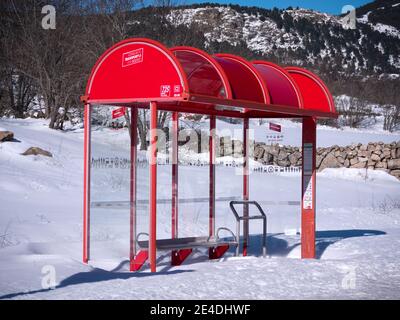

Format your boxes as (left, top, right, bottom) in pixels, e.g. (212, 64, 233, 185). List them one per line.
(242, 118, 250, 256)
(83, 103, 91, 263)
(301, 116, 317, 258)
(209, 116, 216, 238)
(170, 111, 192, 266)
(130, 107, 138, 266)
(149, 102, 158, 272)
(171, 112, 179, 239)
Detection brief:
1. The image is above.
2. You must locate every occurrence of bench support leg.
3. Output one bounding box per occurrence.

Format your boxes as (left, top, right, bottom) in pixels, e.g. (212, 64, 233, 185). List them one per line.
(171, 249, 192, 266)
(130, 250, 148, 271)
(209, 245, 229, 259)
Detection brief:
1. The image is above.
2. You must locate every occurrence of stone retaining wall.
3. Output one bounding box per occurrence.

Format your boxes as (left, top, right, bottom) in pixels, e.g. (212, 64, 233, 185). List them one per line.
(202, 137, 400, 179)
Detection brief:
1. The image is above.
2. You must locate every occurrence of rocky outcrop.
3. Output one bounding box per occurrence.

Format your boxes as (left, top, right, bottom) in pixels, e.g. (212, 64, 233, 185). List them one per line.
(21, 147, 53, 157)
(0, 131, 14, 142)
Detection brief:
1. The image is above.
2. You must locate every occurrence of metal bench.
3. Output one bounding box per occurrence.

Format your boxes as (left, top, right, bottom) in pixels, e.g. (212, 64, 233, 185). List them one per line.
(136, 200, 267, 259)
(137, 228, 238, 251)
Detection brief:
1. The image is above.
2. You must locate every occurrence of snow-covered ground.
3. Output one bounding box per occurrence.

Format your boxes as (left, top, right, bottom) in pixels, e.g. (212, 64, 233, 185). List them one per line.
(0, 118, 400, 299)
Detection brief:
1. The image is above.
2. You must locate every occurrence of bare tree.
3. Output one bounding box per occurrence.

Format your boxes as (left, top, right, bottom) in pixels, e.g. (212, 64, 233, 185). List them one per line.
(153, 0, 181, 7)
(336, 81, 376, 128)
(367, 79, 400, 132)
(0, 1, 36, 117)
(382, 104, 400, 132)
(380, 81, 400, 132)
(80, 0, 143, 57)
(137, 109, 148, 150)
(2, 0, 88, 129)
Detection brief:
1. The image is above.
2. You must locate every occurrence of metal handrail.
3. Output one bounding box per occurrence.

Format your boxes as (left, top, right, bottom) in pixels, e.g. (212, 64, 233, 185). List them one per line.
(216, 227, 238, 244)
(136, 232, 149, 243)
(229, 200, 267, 257)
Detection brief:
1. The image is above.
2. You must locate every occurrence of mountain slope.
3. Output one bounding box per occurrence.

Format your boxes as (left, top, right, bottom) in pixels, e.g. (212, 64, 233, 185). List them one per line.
(357, 0, 400, 29)
(122, 2, 400, 109)
(158, 3, 400, 77)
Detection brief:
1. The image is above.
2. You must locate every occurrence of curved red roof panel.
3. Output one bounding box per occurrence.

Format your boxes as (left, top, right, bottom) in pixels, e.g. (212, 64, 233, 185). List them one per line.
(285, 67, 335, 113)
(213, 54, 270, 104)
(253, 61, 303, 108)
(171, 46, 232, 99)
(83, 38, 337, 119)
(86, 38, 188, 101)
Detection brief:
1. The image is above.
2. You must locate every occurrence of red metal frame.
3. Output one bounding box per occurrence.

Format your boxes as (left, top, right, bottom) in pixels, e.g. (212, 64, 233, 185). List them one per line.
(130, 107, 138, 269)
(82, 38, 338, 272)
(209, 116, 216, 238)
(171, 249, 192, 266)
(171, 111, 187, 264)
(130, 250, 149, 271)
(209, 245, 230, 259)
(301, 117, 317, 258)
(86, 95, 336, 119)
(171, 112, 179, 239)
(186, 94, 335, 118)
(242, 118, 249, 256)
(83, 103, 91, 263)
(149, 101, 158, 272)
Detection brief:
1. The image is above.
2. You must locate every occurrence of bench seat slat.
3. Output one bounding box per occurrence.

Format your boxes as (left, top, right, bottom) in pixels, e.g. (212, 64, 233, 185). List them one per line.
(138, 236, 237, 250)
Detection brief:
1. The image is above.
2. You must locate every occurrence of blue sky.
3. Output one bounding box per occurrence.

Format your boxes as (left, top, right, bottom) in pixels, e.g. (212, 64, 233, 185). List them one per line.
(183, 0, 373, 15)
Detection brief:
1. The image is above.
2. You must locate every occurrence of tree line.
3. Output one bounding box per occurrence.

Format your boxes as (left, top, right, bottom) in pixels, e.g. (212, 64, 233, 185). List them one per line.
(0, 1, 399, 133)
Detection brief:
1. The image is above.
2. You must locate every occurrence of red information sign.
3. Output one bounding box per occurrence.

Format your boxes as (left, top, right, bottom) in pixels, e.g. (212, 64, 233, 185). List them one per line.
(269, 122, 281, 132)
(122, 48, 143, 67)
(112, 107, 126, 119)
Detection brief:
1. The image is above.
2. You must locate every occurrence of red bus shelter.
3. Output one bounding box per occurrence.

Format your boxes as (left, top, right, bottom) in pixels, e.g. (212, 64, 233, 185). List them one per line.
(81, 38, 337, 272)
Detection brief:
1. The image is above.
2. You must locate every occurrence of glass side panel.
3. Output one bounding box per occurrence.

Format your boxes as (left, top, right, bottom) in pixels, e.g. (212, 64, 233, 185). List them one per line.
(249, 119, 302, 257)
(177, 114, 210, 238)
(89, 105, 131, 261)
(215, 119, 243, 240)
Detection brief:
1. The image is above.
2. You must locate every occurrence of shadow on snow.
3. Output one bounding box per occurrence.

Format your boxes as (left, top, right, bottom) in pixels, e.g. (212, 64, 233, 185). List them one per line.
(0, 229, 385, 299)
(0, 260, 193, 300)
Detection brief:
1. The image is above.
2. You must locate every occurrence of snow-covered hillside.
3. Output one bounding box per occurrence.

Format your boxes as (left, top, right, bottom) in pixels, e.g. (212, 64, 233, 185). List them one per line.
(162, 4, 400, 76)
(1, 118, 400, 299)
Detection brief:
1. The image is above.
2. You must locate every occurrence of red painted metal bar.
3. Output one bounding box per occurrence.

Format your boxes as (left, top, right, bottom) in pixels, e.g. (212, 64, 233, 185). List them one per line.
(83, 103, 91, 263)
(86, 95, 338, 120)
(172, 249, 192, 266)
(130, 250, 149, 271)
(149, 102, 158, 272)
(155, 103, 300, 120)
(162, 104, 247, 118)
(130, 107, 138, 268)
(86, 100, 305, 119)
(209, 116, 216, 238)
(87, 96, 188, 105)
(301, 116, 317, 258)
(242, 118, 250, 256)
(187, 94, 337, 119)
(209, 245, 229, 259)
(171, 112, 191, 265)
(171, 112, 179, 239)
